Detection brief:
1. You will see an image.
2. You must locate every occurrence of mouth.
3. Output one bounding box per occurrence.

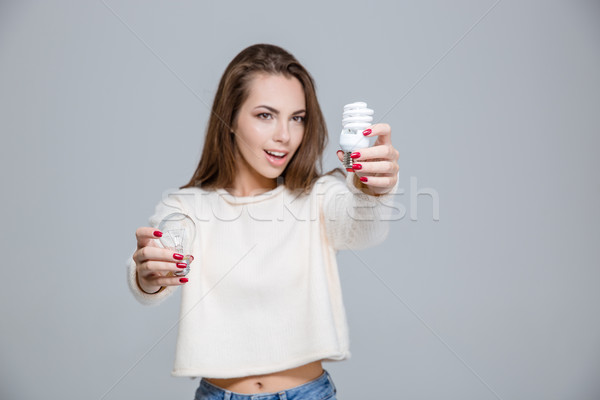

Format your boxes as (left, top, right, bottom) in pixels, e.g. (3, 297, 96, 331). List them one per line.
(264, 149, 288, 166)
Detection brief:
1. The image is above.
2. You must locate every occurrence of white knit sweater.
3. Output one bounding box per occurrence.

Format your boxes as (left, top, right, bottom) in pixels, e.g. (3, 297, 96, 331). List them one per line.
(126, 171, 399, 379)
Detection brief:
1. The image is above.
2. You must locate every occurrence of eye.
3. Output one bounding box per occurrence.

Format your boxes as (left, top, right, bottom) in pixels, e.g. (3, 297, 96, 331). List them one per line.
(293, 115, 306, 123)
(257, 112, 272, 120)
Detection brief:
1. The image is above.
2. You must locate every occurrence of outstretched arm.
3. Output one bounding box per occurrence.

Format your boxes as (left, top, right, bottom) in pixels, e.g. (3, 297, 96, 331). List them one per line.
(323, 123, 401, 251)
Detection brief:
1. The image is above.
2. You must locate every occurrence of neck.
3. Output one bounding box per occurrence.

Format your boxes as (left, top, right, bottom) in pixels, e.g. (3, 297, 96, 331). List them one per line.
(229, 154, 277, 197)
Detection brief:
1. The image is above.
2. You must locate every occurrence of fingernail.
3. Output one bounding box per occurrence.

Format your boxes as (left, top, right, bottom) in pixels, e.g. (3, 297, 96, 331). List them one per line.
(189, 255, 194, 262)
(173, 253, 184, 260)
(179, 278, 188, 283)
(176, 263, 187, 268)
(362, 129, 371, 136)
(153, 230, 163, 237)
(350, 152, 361, 159)
(352, 163, 362, 170)
(346, 168, 354, 172)
(360, 176, 368, 182)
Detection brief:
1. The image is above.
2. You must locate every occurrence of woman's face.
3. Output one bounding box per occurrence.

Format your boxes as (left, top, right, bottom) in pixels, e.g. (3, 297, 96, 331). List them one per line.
(231, 73, 306, 193)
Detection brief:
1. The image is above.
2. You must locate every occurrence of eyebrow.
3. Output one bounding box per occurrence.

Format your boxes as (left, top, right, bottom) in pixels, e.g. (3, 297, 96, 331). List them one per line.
(254, 105, 306, 115)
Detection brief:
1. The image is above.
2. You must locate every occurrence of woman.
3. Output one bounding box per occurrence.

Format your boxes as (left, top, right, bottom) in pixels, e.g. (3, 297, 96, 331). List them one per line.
(127, 43, 400, 399)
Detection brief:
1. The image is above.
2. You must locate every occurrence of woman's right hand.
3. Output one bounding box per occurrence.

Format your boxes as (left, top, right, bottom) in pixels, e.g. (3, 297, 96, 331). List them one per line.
(133, 227, 193, 294)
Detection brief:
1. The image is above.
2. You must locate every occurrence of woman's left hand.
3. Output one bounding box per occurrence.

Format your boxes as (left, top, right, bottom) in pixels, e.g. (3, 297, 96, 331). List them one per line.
(336, 123, 400, 195)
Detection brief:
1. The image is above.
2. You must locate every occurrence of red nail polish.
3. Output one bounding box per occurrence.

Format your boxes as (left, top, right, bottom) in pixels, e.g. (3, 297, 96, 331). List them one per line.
(173, 253, 184, 260)
(360, 176, 368, 182)
(176, 263, 187, 268)
(179, 278, 188, 283)
(346, 168, 354, 172)
(362, 129, 371, 136)
(153, 230, 163, 237)
(350, 152, 361, 159)
(352, 163, 362, 170)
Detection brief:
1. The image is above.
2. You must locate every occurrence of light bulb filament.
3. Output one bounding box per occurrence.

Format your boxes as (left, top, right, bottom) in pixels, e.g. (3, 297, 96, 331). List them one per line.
(167, 229, 185, 253)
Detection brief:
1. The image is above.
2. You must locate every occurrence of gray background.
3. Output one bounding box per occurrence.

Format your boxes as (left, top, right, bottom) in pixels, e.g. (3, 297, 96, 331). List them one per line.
(1, 1, 599, 399)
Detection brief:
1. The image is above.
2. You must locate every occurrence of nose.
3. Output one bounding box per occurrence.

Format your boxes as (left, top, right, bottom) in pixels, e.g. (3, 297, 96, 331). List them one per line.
(272, 119, 290, 143)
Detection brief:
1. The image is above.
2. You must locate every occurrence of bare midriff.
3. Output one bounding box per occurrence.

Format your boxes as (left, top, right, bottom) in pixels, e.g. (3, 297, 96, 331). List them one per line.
(203, 360, 324, 394)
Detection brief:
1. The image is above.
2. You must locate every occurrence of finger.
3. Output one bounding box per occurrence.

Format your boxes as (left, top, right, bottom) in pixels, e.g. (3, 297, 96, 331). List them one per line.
(350, 160, 399, 175)
(134, 245, 188, 265)
(136, 226, 164, 250)
(336, 150, 344, 162)
(362, 123, 392, 145)
(351, 144, 398, 162)
(142, 273, 189, 287)
(138, 259, 190, 274)
(354, 175, 397, 189)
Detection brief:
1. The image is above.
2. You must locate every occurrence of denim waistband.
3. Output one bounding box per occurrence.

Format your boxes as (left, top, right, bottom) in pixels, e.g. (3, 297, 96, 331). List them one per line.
(196, 369, 337, 400)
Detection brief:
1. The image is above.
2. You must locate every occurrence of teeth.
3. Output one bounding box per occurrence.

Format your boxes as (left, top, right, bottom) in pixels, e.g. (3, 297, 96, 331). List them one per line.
(266, 150, 286, 157)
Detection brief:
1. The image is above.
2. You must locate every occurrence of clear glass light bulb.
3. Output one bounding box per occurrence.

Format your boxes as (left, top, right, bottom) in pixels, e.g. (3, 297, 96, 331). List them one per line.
(339, 101, 374, 170)
(157, 212, 196, 277)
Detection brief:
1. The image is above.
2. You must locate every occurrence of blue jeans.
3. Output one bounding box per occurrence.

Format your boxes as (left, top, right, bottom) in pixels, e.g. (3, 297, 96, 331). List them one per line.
(194, 369, 337, 400)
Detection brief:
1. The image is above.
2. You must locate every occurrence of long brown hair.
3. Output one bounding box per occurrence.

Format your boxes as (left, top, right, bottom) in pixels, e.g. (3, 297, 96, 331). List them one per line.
(180, 43, 343, 193)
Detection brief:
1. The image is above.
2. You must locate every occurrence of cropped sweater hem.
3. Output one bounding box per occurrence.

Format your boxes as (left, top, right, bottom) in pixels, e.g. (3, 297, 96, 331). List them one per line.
(171, 349, 351, 379)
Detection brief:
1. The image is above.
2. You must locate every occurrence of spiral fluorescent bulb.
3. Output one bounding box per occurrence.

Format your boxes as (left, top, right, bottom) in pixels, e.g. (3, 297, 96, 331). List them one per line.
(157, 212, 196, 277)
(340, 101, 374, 170)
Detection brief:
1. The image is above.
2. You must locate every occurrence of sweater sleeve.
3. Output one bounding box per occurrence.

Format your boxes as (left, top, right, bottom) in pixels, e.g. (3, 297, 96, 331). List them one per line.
(126, 190, 188, 306)
(319, 171, 400, 251)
